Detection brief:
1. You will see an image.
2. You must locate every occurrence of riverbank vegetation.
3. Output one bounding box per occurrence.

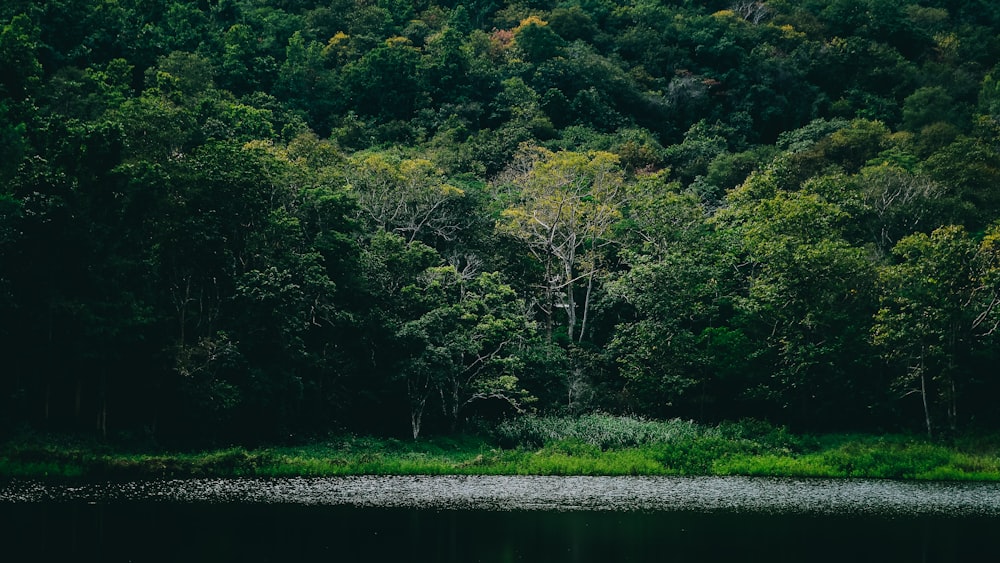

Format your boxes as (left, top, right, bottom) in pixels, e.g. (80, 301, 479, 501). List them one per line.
(4, 416, 1000, 480)
(5, 0, 1000, 446)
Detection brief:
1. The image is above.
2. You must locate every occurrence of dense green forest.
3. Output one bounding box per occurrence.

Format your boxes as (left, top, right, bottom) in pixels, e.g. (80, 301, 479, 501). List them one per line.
(3, 0, 1000, 444)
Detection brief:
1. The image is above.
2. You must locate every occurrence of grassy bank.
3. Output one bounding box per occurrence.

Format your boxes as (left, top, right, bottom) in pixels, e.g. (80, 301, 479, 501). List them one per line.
(4, 415, 1000, 480)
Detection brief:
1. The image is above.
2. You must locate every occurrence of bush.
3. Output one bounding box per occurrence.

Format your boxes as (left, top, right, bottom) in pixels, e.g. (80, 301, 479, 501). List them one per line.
(493, 413, 705, 449)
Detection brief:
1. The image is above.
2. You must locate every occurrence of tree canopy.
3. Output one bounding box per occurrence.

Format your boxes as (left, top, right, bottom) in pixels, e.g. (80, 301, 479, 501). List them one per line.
(4, 0, 1000, 442)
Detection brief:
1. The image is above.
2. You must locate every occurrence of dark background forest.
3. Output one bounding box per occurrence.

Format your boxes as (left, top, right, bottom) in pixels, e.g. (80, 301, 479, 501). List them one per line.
(3, 0, 1000, 444)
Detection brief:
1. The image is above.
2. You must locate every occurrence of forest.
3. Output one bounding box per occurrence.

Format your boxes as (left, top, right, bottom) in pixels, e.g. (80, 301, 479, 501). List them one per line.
(3, 0, 1000, 445)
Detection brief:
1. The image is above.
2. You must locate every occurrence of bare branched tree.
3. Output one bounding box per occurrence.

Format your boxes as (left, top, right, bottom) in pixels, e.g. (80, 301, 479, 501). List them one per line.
(730, 1, 771, 24)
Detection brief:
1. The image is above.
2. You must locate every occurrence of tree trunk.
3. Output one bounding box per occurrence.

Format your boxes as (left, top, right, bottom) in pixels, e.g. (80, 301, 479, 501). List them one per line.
(449, 378, 460, 434)
(564, 259, 576, 342)
(410, 408, 423, 440)
(409, 383, 428, 439)
(948, 378, 957, 432)
(579, 268, 595, 343)
(920, 368, 932, 440)
(543, 259, 554, 342)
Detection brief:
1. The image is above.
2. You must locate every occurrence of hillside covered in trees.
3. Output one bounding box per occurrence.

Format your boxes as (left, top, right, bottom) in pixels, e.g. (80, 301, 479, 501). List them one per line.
(3, 0, 1000, 444)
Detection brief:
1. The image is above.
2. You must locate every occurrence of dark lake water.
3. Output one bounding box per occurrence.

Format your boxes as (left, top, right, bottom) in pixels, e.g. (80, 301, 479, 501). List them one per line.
(2, 475, 999, 562)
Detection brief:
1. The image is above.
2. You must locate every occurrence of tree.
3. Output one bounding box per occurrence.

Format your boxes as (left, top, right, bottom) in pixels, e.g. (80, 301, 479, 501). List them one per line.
(0, 14, 39, 177)
(496, 147, 625, 343)
(346, 152, 467, 246)
(923, 136, 1000, 232)
(0, 14, 42, 103)
(902, 86, 962, 132)
(276, 31, 336, 130)
(873, 225, 1000, 437)
(422, 25, 472, 106)
(512, 16, 566, 64)
(355, 230, 442, 431)
(856, 163, 943, 256)
(398, 267, 535, 438)
(608, 180, 737, 418)
(220, 23, 278, 96)
(979, 64, 1000, 119)
(342, 36, 426, 121)
(717, 171, 879, 427)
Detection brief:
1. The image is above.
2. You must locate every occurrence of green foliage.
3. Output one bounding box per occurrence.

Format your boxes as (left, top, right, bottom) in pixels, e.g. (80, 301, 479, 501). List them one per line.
(513, 16, 565, 63)
(397, 265, 536, 437)
(873, 224, 1000, 437)
(11, 420, 1000, 480)
(494, 413, 709, 450)
(6, 0, 1000, 443)
(0, 14, 42, 100)
(608, 187, 732, 416)
(717, 170, 880, 426)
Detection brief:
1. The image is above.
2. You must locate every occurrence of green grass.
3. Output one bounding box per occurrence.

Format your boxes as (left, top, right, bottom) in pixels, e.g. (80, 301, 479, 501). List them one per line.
(4, 416, 1000, 480)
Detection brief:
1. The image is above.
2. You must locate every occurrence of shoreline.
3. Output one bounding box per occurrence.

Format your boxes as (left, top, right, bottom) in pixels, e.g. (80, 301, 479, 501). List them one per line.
(4, 429, 1000, 482)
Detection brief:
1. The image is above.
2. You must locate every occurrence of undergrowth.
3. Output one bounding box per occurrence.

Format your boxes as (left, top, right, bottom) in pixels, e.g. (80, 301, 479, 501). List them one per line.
(3, 415, 1000, 480)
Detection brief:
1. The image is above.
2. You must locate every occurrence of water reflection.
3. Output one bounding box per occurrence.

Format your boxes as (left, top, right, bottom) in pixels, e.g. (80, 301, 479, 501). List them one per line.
(2, 476, 998, 562)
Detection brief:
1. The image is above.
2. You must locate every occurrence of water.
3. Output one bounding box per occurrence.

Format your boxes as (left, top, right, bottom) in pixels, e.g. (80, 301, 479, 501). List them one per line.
(2, 476, 998, 562)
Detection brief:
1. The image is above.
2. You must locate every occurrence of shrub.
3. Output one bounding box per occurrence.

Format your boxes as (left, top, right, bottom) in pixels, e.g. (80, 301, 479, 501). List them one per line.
(493, 413, 705, 449)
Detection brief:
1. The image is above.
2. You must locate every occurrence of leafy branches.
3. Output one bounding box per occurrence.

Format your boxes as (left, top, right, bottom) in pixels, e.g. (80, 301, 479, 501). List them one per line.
(495, 147, 625, 343)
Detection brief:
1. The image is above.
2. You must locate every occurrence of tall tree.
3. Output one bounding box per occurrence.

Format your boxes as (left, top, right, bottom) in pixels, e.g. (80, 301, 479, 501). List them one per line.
(717, 169, 879, 427)
(346, 152, 467, 246)
(873, 225, 1000, 436)
(496, 147, 625, 343)
(608, 177, 738, 418)
(398, 266, 535, 438)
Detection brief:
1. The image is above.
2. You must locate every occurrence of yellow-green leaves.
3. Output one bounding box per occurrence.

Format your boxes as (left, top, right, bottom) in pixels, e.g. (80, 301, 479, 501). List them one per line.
(495, 148, 625, 342)
(347, 152, 465, 243)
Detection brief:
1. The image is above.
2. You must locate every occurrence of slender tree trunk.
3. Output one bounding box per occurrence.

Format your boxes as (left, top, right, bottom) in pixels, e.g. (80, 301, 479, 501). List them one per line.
(409, 378, 429, 439)
(920, 368, 932, 440)
(544, 259, 554, 342)
(564, 259, 576, 342)
(946, 328, 958, 432)
(448, 372, 462, 434)
(949, 378, 957, 432)
(410, 408, 423, 440)
(579, 268, 595, 343)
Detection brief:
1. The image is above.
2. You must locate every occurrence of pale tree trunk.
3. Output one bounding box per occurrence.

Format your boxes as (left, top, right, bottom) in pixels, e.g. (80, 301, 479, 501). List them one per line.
(948, 378, 957, 433)
(408, 376, 430, 439)
(919, 365, 932, 440)
(447, 377, 461, 434)
(579, 267, 595, 343)
(543, 258, 555, 342)
(410, 407, 424, 440)
(564, 258, 577, 342)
